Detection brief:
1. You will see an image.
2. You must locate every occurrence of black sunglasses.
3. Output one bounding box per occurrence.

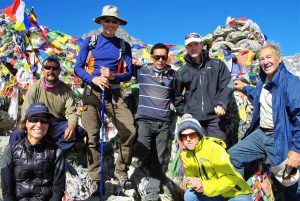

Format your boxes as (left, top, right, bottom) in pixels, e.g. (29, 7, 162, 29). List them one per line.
(102, 18, 119, 24)
(152, 55, 168, 61)
(27, 116, 50, 124)
(43, 66, 60, 71)
(282, 165, 298, 180)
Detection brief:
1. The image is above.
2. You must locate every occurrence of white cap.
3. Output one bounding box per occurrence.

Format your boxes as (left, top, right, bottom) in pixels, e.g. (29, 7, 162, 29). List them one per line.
(184, 33, 202, 46)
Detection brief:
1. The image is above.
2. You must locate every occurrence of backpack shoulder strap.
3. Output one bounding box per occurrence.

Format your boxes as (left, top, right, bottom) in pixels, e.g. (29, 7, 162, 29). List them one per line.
(85, 34, 98, 66)
(116, 39, 127, 74)
(120, 39, 126, 56)
(88, 34, 98, 50)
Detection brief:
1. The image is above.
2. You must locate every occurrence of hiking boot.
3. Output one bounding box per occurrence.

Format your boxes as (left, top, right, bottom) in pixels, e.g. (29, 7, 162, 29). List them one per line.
(114, 170, 132, 188)
(144, 192, 161, 201)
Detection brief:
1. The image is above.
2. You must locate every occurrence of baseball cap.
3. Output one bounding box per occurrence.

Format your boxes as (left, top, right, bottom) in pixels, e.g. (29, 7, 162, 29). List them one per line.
(270, 159, 300, 187)
(184, 33, 202, 46)
(25, 102, 53, 117)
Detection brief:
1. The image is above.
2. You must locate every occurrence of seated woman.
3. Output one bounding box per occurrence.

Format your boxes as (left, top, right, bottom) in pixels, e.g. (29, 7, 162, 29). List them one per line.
(1, 102, 65, 200)
(177, 114, 252, 201)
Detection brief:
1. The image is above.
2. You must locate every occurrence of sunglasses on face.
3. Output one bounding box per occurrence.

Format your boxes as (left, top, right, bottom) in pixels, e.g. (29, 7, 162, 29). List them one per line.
(282, 165, 298, 180)
(152, 55, 168, 61)
(185, 33, 201, 40)
(43, 66, 60, 71)
(180, 131, 199, 141)
(27, 116, 50, 124)
(102, 18, 119, 24)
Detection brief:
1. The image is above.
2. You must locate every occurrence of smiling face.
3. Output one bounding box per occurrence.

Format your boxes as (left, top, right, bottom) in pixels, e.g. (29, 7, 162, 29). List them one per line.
(181, 128, 200, 151)
(101, 17, 120, 37)
(41, 60, 61, 85)
(26, 114, 50, 145)
(258, 46, 282, 80)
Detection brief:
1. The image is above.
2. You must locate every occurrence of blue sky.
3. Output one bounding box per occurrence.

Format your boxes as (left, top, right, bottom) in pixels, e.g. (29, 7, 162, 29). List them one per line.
(1, 0, 300, 56)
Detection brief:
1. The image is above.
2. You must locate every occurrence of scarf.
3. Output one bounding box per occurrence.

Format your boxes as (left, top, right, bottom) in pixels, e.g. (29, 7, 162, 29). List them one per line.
(41, 78, 61, 91)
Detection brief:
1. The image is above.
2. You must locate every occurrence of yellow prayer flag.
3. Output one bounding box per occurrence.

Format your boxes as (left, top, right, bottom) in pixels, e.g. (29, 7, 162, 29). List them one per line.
(141, 48, 151, 60)
(24, 64, 31, 70)
(238, 105, 247, 122)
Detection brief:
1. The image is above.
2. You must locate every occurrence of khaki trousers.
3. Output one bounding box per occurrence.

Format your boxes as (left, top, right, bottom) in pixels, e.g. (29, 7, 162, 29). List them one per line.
(81, 87, 136, 183)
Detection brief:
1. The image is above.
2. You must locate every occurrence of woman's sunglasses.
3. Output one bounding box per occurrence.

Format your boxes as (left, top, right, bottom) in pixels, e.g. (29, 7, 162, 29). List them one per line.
(180, 131, 199, 141)
(27, 116, 50, 124)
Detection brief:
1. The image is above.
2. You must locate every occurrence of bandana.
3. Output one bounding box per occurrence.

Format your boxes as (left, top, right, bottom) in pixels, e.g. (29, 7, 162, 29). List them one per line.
(41, 78, 61, 91)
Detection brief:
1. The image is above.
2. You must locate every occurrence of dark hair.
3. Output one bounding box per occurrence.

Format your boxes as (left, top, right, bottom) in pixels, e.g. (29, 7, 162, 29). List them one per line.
(42, 56, 60, 68)
(150, 43, 169, 55)
(19, 117, 54, 136)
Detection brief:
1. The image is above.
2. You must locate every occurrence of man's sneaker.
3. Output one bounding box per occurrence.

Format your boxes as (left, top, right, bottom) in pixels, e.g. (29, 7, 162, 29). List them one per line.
(114, 171, 132, 188)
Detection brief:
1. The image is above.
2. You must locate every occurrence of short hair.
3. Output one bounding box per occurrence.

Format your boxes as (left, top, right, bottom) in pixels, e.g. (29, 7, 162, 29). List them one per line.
(150, 43, 169, 55)
(42, 56, 60, 68)
(258, 42, 282, 57)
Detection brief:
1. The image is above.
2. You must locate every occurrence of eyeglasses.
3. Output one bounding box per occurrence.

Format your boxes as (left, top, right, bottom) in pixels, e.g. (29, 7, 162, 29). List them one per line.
(43, 66, 60, 71)
(102, 18, 119, 24)
(152, 55, 168, 61)
(27, 116, 50, 124)
(181, 131, 199, 141)
(282, 165, 297, 180)
(185, 33, 201, 40)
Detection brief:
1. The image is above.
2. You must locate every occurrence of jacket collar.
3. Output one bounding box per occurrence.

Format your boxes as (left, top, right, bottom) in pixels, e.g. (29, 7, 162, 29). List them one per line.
(259, 62, 287, 90)
(184, 51, 209, 69)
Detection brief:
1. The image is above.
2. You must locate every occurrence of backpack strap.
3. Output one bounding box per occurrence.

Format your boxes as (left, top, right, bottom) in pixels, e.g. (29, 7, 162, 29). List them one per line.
(85, 34, 98, 70)
(116, 39, 127, 74)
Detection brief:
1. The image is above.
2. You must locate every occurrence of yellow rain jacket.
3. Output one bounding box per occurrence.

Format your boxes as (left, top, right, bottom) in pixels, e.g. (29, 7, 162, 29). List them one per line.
(181, 137, 251, 198)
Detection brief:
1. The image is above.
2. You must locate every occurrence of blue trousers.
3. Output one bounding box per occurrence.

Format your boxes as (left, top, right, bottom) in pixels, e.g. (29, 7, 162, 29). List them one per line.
(9, 121, 85, 152)
(184, 188, 252, 201)
(228, 128, 300, 200)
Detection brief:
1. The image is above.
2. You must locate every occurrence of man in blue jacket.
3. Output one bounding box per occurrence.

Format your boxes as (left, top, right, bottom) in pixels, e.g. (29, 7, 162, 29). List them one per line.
(228, 43, 300, 200)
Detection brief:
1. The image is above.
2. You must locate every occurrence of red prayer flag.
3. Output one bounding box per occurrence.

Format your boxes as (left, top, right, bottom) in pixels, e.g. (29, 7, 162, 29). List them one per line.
(2, 0, 21, 21)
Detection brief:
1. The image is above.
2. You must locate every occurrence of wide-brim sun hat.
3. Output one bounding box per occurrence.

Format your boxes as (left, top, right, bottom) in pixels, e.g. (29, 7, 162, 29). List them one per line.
(270, 159, 300, 187)
(93, 5, 127, 25)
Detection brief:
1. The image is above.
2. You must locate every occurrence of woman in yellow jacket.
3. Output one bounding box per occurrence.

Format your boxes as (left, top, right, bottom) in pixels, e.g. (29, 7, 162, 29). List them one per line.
(177, 114, 252, 201)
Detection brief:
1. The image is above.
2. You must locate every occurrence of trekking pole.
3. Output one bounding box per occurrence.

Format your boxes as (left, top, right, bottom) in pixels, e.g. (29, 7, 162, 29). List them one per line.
(100, 88, 105, 196)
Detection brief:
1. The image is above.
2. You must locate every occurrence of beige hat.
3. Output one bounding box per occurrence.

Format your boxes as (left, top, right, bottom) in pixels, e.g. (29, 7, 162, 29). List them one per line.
(270, 159, 299, 187)
(93, 5, 127, 25)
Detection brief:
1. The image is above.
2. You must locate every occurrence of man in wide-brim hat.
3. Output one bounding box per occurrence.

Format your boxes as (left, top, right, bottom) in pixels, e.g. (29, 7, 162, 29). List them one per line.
(74, 4, 136, 196)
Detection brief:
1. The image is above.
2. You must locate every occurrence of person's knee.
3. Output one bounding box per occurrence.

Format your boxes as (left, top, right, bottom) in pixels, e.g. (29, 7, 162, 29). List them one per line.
(134, 141, 150, 160)
(228, 146, 240, 166)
